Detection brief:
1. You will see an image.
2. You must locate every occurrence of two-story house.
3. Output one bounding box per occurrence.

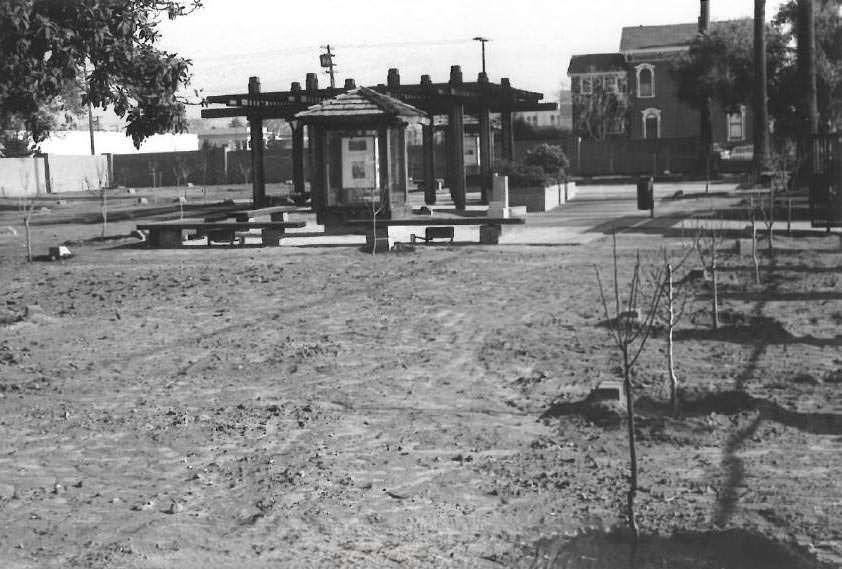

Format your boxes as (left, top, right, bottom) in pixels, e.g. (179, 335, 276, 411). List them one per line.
(569, 20, 753, 148)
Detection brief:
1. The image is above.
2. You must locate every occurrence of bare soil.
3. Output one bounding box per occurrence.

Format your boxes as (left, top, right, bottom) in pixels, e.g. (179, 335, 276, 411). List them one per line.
(0, 186, 840, 568)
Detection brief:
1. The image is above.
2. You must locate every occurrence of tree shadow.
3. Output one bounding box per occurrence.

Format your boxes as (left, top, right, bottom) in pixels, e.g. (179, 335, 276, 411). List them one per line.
(528, 527, 831, 569)
(674, 316, 842, 348)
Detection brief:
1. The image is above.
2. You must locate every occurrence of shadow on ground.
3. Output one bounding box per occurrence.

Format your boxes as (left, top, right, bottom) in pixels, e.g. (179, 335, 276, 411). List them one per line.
(526, 528, 832, 569)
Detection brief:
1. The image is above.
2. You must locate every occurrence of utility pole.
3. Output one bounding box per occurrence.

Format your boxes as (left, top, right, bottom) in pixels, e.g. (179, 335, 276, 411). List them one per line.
(473, 36, 490, 75)
(320, 45, 337, 89)
(699, 0, 712, 192)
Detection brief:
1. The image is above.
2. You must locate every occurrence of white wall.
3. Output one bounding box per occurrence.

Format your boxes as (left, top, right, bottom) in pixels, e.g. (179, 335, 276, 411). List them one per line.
(0, 157, 47, 197)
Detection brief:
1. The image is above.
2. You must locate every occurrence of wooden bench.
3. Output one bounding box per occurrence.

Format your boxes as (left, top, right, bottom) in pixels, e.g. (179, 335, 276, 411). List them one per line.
(346, 216, 526, 250)
(137, 220, 306, 248)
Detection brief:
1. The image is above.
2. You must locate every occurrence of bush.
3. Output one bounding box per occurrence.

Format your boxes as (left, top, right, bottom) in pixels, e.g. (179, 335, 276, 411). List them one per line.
(493, 159, 549, 188)
(523, 144, 569, 183)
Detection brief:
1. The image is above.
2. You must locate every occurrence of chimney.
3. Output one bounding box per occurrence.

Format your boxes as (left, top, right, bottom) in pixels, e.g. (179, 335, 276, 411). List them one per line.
(344, 78, 356, 89)
(699, 0, 710, 34)
(420, 74, 433, 88)
(248, 76, 261, 95)
(477, 71, 489, 84)
(387, 68, 401, 89)
(501, 77, 511, 89)
(290, 81, 301, 93)
(305, 73, 319, 91)
(449, 65, 463, 87)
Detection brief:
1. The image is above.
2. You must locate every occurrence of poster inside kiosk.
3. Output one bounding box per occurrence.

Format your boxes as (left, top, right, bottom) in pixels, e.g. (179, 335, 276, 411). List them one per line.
(342, 136, 380, 204)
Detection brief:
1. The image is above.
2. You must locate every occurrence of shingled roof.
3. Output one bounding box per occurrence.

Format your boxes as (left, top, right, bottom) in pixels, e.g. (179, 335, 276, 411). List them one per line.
(568, 53, 627, 74)
(295, 87, 429, 123)
(620, 19, 750, 51)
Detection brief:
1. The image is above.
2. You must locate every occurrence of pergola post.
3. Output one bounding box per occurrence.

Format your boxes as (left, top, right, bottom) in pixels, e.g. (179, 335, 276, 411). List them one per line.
(501, 78, 515, 161)
(422, 122, 437, 205)
(291, 122, 305, 195)
(479, 106, 492, 204)
(447, 66, 467, 210)
(248, 76, 266, 207)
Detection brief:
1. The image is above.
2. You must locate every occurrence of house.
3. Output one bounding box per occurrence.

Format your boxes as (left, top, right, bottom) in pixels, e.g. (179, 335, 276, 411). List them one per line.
(568, 20, 753, 148)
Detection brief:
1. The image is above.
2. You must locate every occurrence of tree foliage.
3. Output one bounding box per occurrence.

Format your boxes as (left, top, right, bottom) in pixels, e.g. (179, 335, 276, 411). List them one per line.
(0, 0, 201, 155)
(673, 3, 842, 141)
(774, 0, 842, 133)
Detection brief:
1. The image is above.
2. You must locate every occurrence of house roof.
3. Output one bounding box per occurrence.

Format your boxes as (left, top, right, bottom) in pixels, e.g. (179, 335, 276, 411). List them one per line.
(295, 87, 429, 123)
(567, 53, 627, 74)
(620, 20, 750, 52)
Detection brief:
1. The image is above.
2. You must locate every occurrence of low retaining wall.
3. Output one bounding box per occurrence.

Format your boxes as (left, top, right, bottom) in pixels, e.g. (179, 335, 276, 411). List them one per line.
(509, 181, 577, 212)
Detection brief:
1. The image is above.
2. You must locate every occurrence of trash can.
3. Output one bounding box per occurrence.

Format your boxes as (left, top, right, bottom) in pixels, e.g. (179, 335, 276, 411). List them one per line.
(636, 177, 654, 210)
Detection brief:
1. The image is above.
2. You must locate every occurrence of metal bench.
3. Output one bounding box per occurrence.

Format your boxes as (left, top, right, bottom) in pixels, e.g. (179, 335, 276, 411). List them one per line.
(410, 226, 455, 244)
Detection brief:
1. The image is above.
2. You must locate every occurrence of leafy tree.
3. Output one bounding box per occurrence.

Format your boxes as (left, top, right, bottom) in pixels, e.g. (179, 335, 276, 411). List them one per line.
(0, 0, 201, 154)
(774, 0, 842, 133)
(673, 20, 790, 119)
(674, 4, 842, 143)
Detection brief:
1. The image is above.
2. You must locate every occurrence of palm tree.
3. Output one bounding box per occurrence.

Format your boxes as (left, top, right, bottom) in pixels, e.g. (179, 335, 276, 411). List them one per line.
(754, 0, 771, 181)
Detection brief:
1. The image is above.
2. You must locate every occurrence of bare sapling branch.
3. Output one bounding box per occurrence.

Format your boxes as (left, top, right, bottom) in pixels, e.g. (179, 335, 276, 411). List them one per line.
(593, 231, 665, 540)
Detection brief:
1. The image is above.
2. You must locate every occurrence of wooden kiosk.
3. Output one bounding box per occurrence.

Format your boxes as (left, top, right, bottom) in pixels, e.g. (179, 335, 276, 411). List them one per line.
(294, 87, 430, 226)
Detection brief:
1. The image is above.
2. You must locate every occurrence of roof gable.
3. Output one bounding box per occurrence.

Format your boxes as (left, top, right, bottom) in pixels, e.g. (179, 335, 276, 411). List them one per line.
(568, 53, 627, 75)
(296, 87, 428, 121)
(620, 19, 751, 52)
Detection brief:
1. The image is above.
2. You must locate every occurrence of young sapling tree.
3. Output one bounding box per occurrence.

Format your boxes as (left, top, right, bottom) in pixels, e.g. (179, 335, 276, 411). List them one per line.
(594, 232, 665, 539)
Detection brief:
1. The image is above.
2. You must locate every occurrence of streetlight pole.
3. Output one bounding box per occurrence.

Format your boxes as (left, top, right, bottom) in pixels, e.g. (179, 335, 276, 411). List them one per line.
(473, 36, 490, 75)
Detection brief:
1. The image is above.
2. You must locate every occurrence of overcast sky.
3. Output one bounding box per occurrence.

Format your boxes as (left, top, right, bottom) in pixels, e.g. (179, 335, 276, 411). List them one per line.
(158, 0, 788, 106)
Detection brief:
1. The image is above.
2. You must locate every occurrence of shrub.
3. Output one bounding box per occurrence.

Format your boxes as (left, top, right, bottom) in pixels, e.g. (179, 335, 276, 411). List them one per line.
(493, 159, 549, 188)
(523, 144, 570, 184)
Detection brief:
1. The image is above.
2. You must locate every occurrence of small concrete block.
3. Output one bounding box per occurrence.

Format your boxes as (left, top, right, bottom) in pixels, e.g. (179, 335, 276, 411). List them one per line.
(137, 197, 149, 205)
(262, 228, 285, 246)
(479, 224, 502, 244)
(126, 188, 136, 194)
(270, 212, 290, 222)
(509, 206, 527, 218)
(48, 246, 72, 260)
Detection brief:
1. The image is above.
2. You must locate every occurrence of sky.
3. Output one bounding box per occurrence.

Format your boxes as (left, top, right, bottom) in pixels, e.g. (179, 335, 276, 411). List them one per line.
(157, 0, 789, 112)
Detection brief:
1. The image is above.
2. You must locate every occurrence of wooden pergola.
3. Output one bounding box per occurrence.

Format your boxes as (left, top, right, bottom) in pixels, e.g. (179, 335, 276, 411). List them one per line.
(201, 66, 556, 209)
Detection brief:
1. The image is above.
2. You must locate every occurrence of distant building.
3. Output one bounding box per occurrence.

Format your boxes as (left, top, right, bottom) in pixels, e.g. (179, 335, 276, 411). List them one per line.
(515, 91, 571, 131)
(568, 20, 753, 147)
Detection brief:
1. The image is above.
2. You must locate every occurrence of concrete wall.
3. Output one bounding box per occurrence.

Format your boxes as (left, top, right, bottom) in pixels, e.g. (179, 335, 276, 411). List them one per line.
(46, 154, 110, 193)
(0, 157, 47, 197)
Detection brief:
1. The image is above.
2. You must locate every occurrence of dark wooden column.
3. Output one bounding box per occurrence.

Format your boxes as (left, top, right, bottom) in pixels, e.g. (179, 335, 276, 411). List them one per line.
(501, 78, 515, 161)
(422, 122, 436, 205)
(501, 109, 515, 161)
(447, 65, 466, 210)
(247, 76, 266, 208)
(291, 122, 305, 195)
(448, 103, 466, 209)
(479, 106, 492, 204)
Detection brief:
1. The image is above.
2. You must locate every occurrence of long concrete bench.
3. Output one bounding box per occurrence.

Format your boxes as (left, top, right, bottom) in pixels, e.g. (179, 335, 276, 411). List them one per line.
(136, 220, 306, 248)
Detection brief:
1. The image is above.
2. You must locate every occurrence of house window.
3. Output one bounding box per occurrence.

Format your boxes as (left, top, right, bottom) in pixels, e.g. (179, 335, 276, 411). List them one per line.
(642, 108, 661, 139)
(636, 64, 655, 98)
(618, 76, 628, 94)
(608, 118, 625, 135)
(582, 77, 593, 95)
(571, 76, 581, 94)
(727, 106, 746, 141)
(605, 75, 617, 92)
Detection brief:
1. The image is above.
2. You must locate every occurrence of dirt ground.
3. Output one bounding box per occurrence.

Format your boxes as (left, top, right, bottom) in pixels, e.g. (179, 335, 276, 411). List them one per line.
(0, 185, 841, 568)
